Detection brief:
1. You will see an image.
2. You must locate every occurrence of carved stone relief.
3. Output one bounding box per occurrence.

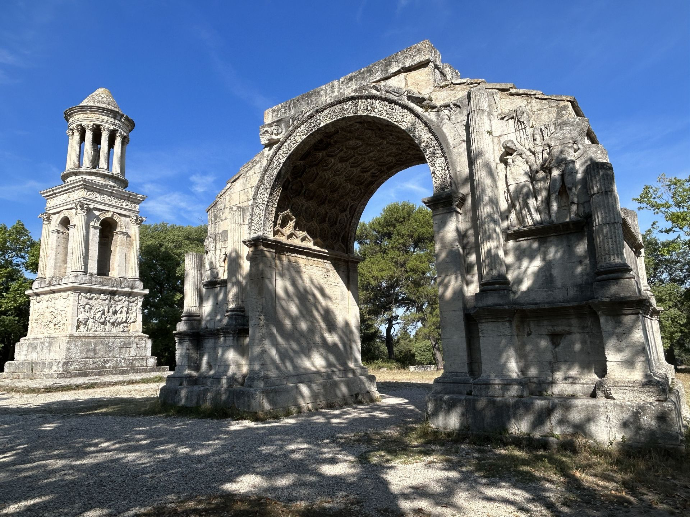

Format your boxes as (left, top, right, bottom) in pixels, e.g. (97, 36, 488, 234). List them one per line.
(27, 293, 70, 335)
(76, 293, 140, 333)
(499, 110, 599, 227)
(271, 117, 426, 252)
(273, 210, 314, 246)
(45, 188, 139, 212)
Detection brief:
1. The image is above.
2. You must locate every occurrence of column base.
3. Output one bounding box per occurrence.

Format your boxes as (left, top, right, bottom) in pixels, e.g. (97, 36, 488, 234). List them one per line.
(472, 376, 528, 397)
(159, 368, 379, 415)
(1, 333, 166, 379)
(426, 391, 687, 448)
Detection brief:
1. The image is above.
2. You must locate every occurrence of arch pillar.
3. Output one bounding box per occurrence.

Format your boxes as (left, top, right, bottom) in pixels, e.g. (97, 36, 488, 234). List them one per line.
(423, 192, 472, 390)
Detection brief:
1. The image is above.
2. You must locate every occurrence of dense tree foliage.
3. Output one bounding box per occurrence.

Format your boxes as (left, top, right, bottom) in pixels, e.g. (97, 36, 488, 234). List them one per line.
(139, 223, 206, 367)
(356, 202, 442, 367)
(0, 221, 38, 370)
(635, 175, 690, 366)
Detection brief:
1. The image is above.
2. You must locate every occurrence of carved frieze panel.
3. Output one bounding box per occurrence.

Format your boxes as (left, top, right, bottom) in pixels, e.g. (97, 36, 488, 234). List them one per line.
(27, 293, 70, 335)
(498, 109, 604, 228)
(76, 293, 141, 333)
(46, 188, 139, 212)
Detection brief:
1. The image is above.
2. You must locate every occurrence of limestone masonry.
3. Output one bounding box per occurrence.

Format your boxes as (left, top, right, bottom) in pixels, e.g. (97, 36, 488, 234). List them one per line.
(6, 41, 685, 446)
(2, 89, 167, 379)
(159, 41, 689, 446)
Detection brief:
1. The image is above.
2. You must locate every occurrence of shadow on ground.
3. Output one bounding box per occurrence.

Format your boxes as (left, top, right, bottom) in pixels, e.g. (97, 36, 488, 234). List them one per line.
(0, 382, 686, 516)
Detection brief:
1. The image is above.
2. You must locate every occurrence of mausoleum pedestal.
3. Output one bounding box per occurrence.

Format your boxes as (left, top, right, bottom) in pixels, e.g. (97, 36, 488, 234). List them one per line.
(2, 89, 167, 379)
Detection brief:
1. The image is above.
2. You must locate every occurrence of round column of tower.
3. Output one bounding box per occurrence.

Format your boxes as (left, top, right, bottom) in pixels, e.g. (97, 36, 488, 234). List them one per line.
(61, 88, 135, 189)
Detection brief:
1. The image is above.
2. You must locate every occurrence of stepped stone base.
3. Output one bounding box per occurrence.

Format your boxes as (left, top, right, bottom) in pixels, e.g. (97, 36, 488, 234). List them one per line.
(427, 388, 687, 448)
(2, 334, 167, 379)
(159, 370, 379, 414)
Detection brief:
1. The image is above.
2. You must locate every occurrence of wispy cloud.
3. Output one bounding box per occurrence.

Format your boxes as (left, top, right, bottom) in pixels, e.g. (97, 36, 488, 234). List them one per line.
(0, 2, 61, 84)
(190, 173, 217, 194)
(128, 142, 233, 225)
(0, 179, 50, 201)
(142, 191, 208, 225)
(193, 25, 273, 113)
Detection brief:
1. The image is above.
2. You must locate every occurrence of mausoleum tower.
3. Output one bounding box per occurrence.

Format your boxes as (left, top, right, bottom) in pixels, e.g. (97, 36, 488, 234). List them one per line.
(62, 88, 134, 189)
(2, 88, 167, 379)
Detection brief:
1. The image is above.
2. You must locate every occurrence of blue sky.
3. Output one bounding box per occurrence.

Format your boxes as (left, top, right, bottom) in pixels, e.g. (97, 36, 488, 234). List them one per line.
(1, 0, 688, 239)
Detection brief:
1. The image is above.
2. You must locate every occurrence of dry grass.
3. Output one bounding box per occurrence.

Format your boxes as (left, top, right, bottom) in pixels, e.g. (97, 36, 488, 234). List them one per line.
(677, 372, 690, 397)
(138, 494, 380, 517)
(0, 375, 167, 394)
(353, 422, 690, 514)
(368, 367, 442, 384)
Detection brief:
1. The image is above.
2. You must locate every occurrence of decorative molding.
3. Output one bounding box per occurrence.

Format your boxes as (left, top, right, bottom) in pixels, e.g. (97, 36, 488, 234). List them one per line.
(248, 94, 454, 240)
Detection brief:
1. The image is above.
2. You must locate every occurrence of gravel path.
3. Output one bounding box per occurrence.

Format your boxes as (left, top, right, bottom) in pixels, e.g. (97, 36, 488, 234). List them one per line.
(0, 380, 630, 516)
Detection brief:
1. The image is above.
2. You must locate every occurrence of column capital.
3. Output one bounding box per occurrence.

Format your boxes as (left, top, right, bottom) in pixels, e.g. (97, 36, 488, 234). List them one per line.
(115, 130, 126, 140)
(38, 212, 52, 223)
(422, 191, 466, 211)
(75, 201, 90, 215)
(130, 214, 146, 226)
(83, 123, 97, 131)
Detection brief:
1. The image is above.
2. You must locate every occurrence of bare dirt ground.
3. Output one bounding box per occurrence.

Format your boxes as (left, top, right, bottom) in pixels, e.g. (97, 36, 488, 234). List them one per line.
(0, 371, 687, 516)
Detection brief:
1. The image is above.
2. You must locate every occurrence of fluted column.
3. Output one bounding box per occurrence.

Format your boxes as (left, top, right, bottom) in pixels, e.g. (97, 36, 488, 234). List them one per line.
(37, 213, 51, 278)
(98, 126, 111, 169)
(226, 207, 246, 314)
(128, 215, 144, 278)
(114, 230, 129, 277)
(468, 86, 509, 291)
(120, 135, 128, 177)
(112, 131, 124, 176)
(586, 162, 630, 276)
(82, 124, 96, 169)
(66, 128, 78, 170)
(69, 202, 89, 273)
(183, 252, 204, 317)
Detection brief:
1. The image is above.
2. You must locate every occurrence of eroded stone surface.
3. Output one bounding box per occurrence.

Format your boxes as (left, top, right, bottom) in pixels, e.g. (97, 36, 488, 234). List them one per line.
(2, 90, 166, 380)
(159, 41, 686, 445)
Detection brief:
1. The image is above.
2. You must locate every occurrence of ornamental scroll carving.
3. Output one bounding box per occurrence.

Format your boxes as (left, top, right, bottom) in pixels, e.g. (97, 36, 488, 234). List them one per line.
(273, 210, 314, 246)
(76, 293, 140, 332)
(249, 95, 453, 238)
(28, 293, 70, 335)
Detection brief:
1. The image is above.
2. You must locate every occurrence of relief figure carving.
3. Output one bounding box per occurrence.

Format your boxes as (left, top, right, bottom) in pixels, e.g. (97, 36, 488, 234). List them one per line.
(501, 140, 541, 228)
(76, 293, 139, 332)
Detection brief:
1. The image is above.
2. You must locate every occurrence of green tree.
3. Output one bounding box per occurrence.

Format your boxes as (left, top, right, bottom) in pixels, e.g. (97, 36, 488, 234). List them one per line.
(356, 202, 441, 366)
(139, 223, 206, 367)
(635, 175, 690, 365)
(0, 221, 39, 369)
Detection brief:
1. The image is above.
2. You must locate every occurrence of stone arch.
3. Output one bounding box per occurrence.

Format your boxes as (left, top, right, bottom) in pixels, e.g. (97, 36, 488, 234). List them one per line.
(92, 211, 123, 227)
(248, 95, 454, 250)
(96, 217, 117, 276)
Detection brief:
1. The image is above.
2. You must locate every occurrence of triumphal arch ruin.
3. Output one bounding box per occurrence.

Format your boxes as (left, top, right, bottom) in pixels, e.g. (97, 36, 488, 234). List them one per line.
(160, 41, 688, 446)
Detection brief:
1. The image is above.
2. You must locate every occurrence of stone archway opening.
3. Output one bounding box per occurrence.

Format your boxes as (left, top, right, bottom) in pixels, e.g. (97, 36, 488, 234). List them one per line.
(97, 218, 117, 276)
(271, 117, 442, 368)
(271, 116, 427, 254)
